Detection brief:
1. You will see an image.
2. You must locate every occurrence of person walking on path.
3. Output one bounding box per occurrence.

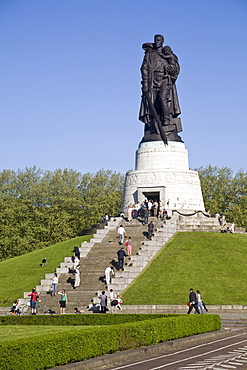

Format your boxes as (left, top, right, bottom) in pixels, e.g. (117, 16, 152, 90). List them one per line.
(117, 225, 126, 245)
(142, 207, 149, 225)
(105, 266, 114, 286)
(58, 289, 67, 314)
(109, 289, 117, 313)
(125, 237, 132, 256)
(196, 290, 204, 314)
(127, 205, 133, 222)
(28, 288, 39, 315)
(73, 256, 80, 271)
(116, 295, 122, 311)
(72, 245, 80, 260)
(187, 288, 200, 314)
(51, 273, 58, 296)
(147, 221, 154, 239)
(117, 247, 127, 270)
(74, 264, 81, 289)
(99, 291, 107, 313)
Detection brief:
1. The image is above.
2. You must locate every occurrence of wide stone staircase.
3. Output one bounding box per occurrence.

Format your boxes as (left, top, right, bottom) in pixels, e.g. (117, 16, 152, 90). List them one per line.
(20, 216, 172, 313)
(17, 212, 245, 315)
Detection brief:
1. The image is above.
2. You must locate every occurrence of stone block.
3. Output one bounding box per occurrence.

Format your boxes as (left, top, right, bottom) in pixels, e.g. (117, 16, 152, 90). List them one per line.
(56, 267, 68, 274)
(24, 292, 32, 298)
(60, 262, 73, 268)
(90, 238, 102, 243)
(40, 279, 52, 286)
(80, 242, 94, 248)
(36, 285, 49, 292)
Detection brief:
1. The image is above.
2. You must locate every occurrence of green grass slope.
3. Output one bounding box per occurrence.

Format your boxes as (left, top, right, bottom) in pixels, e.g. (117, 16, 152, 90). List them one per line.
(0, 236, 91, 306)
(122, 232, 247, 306)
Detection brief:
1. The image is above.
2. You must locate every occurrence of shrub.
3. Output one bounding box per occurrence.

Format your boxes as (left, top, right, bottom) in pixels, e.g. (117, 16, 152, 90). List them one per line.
(0, 314, 221, 369)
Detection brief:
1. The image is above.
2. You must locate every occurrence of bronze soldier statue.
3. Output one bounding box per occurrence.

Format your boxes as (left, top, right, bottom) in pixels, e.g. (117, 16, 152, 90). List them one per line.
(139, 34, 183, 143)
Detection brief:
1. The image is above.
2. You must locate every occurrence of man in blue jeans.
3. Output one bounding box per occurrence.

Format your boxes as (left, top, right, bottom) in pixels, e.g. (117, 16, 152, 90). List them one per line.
(187, 288, 200, 314)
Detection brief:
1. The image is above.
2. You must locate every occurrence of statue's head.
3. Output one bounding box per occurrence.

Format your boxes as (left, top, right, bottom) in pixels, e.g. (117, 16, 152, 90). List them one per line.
(154, 34, 164, 48)
(163, 45, 172, 55)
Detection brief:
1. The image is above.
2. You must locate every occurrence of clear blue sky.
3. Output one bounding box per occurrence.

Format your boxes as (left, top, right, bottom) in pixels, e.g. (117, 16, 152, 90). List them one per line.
(1, 0, 247, 175)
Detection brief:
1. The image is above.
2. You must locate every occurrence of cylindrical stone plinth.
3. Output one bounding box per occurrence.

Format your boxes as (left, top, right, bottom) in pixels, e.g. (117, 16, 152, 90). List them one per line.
(121, 141, 205, 213)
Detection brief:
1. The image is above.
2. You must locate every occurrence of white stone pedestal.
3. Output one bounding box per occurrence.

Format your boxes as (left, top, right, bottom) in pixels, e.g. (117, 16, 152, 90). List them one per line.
(121, 141, 204, 213)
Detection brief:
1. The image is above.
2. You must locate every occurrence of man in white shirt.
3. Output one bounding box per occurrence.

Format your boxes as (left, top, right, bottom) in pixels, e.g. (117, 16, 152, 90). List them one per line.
(105, 266, 114, 285)
(117, 225, 126, 245)
(109, 289, 117, 313)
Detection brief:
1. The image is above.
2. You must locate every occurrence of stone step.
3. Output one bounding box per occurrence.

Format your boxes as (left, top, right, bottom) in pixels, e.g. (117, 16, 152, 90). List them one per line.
(126, 255, 150, 261)
(137, 250, 157, 257)
(45, 273, 60, 279)
(112, 277, 135, 284)
(108, 284, 128, 290)
(115, 271, 139, 278)
(138, 246, 162, 252)
(123, 261, 149, 268)
(122, 266, 144, 272)
(89, 238, 104, 243)
(80, 242, 94, 248)
(56, 267, 68, 274)
(221, 319, 247, 327)
(60, 262, 74, 268)
(94, 229, 109, 235)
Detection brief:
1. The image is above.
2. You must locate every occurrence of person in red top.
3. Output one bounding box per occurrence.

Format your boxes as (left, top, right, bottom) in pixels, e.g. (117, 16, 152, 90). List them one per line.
(28, 288, 39, 315)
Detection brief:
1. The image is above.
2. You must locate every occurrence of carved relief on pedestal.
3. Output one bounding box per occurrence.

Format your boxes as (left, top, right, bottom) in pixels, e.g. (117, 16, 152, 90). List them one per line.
(137, 143, 187, 156)
(125, 170, 200, 187)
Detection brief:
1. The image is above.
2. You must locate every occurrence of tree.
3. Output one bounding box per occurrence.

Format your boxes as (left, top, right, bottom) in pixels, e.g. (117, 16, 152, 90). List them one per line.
(79, 169, 124, 230)
(197, 165, 247, 230)
(0, 167, 124, 260)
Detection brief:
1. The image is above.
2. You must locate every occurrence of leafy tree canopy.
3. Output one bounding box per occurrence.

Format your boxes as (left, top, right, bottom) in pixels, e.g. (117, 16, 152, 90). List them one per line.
(197, 165, 247, 229)
(0, 167, 124, 260)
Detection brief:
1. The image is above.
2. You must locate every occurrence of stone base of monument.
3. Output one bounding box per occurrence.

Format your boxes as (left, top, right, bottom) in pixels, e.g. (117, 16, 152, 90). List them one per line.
(121, 141, 205, 213)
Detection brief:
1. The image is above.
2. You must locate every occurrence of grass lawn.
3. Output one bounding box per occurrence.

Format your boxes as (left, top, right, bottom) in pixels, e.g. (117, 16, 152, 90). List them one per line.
(122, 232, 247, 306)
(0, 235, 91, 306)
(0, 325, 93, 342)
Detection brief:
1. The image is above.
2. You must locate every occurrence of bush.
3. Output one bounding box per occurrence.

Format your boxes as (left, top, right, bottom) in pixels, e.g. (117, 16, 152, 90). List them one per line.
(0, 314, 221, 369)
(0, 313, 168, 326)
